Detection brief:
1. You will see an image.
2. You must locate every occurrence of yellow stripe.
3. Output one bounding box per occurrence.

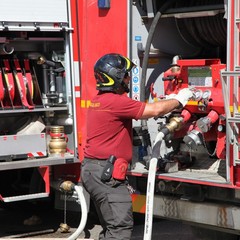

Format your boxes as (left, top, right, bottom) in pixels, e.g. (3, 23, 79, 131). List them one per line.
(228, 106, 240, 112)
(123, 57, 131, 70)
(187, 100, 199, 106)
(187, 101, 239, 112)
(81, 100, 240, 113)
(81, 100, 91, 108)
(97, 73, 114, 86)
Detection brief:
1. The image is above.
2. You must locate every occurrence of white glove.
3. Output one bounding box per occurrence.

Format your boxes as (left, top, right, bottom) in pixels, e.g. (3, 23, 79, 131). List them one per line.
(173, 88, 193, 107)
(165, 93, 177, 100)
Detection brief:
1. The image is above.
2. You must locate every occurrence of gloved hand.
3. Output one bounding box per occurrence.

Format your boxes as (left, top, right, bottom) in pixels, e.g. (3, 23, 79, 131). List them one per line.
(165, 93, 177, 100)
(173, 88, 193, 107)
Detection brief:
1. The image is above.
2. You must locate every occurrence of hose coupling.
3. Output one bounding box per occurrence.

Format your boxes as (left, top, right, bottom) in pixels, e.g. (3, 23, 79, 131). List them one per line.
(59, 180, 75, 192)
(166, 116, 183, 132)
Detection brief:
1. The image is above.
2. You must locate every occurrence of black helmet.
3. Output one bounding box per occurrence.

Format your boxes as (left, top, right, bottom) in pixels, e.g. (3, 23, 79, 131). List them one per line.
(94, 53, 135, 93)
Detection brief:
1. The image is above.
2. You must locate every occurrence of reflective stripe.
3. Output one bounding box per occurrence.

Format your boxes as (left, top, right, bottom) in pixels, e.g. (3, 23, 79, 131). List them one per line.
(123, 56, 131, 70)
(131, 194, 146, 214)
(81, 100, 91, 108)
(98, 73, 114, 86)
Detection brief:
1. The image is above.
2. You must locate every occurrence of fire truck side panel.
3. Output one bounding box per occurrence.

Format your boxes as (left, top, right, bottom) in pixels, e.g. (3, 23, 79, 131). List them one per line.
(128, 0, 240, 236)
(1, 0, 240, 238)
(0, 0, 79, 203)
(75, 0, 129, 159)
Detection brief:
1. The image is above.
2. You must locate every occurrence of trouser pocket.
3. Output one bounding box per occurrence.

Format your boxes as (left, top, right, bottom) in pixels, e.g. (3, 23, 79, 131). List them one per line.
(107, 192, 133, 227)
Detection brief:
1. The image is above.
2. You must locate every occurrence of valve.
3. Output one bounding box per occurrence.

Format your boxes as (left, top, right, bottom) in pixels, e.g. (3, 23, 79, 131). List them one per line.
(197, 110, 219, 132)
(183, 128, 203, 150)
(162, 55, 181, 82)
(183, 110, 219, 151)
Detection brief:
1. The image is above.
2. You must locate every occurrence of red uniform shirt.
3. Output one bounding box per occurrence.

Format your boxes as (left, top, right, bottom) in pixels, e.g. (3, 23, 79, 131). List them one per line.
(84, 92, 146, 162)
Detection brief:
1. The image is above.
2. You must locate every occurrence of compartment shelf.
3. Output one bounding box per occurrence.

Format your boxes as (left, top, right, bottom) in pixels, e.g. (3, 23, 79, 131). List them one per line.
(0, 154, 78, 171)
(0, 106, 68, 114)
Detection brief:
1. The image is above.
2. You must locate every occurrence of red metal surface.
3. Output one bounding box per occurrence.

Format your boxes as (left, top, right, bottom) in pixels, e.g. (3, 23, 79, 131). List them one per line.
(13, 59, 33, 109)
(72, 0, 128, 160)
(38, 166, 50, 194)
(0, 70, 4, 105)
(164, 59, 226, 114)
(161, 58, 235, 186)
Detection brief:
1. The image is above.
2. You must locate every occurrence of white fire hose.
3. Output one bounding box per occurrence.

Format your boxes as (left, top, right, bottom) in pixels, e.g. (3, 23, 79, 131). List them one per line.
(143, 132, 165, 240)
(55, 180, 88, 240)
(67, 184, 88, 240)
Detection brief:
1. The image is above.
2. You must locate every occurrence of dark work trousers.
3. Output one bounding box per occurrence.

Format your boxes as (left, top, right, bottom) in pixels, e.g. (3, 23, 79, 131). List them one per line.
(81, 158, 133, 240)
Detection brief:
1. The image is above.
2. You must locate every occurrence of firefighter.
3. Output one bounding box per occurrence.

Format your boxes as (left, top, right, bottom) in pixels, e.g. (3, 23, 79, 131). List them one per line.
(81, 53, 193, 240)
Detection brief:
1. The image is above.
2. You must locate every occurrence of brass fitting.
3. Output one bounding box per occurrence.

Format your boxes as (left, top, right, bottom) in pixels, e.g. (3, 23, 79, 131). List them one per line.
(37, 56, 46, 65)
(165, 117, 183, 132)
(59, 180, 75, 192)
(59, 222, 70, 233)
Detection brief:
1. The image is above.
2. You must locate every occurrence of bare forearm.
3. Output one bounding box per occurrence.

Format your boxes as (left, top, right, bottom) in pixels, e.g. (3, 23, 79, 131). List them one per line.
(141, 99, 180, 119)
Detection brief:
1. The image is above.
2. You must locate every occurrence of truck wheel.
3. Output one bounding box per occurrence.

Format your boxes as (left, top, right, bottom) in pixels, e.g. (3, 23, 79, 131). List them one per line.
(190, 226, 239, 240)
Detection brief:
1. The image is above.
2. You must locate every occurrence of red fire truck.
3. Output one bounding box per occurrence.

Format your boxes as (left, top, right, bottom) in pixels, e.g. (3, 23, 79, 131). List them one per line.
(0, 0, 240, 239)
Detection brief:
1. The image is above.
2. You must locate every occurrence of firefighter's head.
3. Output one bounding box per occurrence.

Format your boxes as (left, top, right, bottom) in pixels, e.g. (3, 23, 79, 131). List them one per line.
(94, 53, 135, 93)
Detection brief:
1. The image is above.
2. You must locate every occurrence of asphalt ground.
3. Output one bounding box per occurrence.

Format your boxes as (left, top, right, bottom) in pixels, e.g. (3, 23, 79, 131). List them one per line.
(0, 200, 202, 240)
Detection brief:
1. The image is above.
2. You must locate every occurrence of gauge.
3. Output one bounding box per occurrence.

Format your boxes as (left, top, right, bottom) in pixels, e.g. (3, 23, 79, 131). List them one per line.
(202, 90, 211, 99)
(192, 89, 203, 101)
(217, 124, 225, 132)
